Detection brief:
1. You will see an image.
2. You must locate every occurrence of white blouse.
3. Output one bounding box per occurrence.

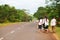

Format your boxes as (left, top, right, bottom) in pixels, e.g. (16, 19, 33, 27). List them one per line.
(38, 19, 43, 25)
(45, 19, 49, 26)
(50, 18, 56, 26)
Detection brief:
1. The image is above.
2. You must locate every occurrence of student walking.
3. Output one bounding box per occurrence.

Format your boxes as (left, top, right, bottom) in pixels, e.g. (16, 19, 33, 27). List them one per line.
(50, 17, 56, 33)
(38, 17, 43, 31)
(42, 17, 45, 30)
(43, 16, 49, 33)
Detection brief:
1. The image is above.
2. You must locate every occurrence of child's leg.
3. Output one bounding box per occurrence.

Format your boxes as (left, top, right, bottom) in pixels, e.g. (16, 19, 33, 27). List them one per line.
(52, 26, 55, 33)
(52, 26, 53, 32)
(53, 26, 55, 33)
(45, 26, 49, 33)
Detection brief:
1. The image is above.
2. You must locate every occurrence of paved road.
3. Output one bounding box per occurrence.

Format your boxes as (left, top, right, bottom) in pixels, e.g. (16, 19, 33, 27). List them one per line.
(0, 22, 56, 40)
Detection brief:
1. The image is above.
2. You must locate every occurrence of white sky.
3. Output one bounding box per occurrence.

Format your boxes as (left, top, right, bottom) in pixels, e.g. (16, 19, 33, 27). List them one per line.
(0, 0, 46, 14)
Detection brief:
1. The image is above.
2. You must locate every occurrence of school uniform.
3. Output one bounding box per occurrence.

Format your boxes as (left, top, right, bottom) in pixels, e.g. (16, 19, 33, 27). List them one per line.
(44, 19, 49, 29)
(51, 18, 56, 26)
(50, 18, 56, 33)
(42, 19, 45, 28)
(38, 19, 43, 29)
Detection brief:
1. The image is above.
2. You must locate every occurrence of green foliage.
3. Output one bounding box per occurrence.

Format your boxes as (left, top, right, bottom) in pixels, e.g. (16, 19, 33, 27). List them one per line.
(33, 0, 60, 26)
(0, 4, 32, 23)
(33, 7, 50, 19)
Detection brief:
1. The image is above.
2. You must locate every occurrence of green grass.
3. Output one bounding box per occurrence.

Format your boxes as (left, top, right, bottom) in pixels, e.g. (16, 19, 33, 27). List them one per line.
(0, 23, 9, 26)
(0, 22, 19, 28)
(56, 27, 60, 40)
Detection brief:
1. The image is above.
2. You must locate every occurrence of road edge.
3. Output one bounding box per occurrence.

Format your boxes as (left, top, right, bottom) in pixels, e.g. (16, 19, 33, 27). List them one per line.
(49, 28, 59, 40)
(53, 33, 59, 40)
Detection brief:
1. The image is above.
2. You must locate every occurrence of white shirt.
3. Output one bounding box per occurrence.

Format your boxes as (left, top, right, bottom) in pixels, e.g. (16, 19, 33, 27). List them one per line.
(38, 19, 43, 25)
(51, 18, 56, 26)
(43, 18, 45, 24)
(45, 19, 49, 26)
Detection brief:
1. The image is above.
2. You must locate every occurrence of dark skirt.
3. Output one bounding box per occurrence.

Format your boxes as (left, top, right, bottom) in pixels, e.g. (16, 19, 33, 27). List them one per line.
(38, 25, 42, 29)
(44, 25, 49, 29)
(43, 23, 45, 28)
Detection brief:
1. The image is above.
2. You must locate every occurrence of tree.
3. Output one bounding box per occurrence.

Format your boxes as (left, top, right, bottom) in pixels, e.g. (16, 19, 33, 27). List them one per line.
(0, 4, 32, 23)
(33, 0, 60, 26)
(33, 7, 49, 19)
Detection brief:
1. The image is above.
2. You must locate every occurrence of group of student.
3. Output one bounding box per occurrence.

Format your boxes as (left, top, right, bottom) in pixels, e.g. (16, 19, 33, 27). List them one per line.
(38, 16, 56, 33)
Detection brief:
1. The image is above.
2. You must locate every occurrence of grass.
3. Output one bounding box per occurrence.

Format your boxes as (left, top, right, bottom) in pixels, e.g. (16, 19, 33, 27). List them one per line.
(0, 23, 10, 26)
(56, 27, 60, 40)
(0, 22, 20, 28)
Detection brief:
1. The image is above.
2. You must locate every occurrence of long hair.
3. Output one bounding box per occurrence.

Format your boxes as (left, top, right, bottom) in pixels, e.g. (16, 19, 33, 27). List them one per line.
(45, 16, 48, 21)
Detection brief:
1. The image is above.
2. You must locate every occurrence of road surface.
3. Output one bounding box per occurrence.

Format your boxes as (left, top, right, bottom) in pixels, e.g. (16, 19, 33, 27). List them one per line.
(0, 22, 56, 40)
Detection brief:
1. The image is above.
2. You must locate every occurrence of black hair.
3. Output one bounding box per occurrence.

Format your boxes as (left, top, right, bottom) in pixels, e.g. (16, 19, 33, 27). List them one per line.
(45, 16, 48, 21)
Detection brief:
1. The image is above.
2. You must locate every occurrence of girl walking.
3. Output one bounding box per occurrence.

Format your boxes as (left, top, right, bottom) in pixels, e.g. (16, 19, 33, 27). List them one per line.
(43, 16, 49, 33)
(38, 17, 43, 31)
(50, 17, 56, 33)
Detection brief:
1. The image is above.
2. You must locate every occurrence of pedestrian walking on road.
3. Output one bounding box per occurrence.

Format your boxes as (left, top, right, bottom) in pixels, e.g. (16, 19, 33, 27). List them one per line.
(42, 17, 45, 30)
(38, 17, 43, 31)
(43, 16, 49, 33)
(50, 17, 56, 33)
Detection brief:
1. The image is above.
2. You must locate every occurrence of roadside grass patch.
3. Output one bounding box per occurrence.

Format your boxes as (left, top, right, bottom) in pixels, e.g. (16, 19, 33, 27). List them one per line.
(0, 22, 19, 28)
(56, 27, 60, 40)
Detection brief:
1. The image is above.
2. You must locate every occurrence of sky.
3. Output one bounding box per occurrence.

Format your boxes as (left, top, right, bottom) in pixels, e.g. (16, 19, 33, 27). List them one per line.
(0, 0, 46, 14)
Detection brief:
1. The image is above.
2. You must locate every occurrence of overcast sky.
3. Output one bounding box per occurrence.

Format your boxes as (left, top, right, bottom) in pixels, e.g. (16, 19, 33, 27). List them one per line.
(0, 0, 46, 14)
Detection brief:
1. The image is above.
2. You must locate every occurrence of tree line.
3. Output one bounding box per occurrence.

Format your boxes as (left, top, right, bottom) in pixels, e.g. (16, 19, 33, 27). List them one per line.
(0, 4, 32, 23)
(33, 0, 60, 26)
